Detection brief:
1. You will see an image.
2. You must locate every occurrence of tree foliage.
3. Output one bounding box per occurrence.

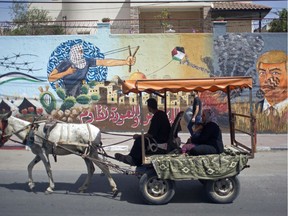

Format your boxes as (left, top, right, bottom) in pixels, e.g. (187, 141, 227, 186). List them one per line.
(9, 1, 64, 35)
(154, 9, 172, 32)
(269, 9, 287, 32)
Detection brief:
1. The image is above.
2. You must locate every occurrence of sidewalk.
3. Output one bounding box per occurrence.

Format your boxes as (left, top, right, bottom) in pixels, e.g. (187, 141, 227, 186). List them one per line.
(2, 133, 287, 152)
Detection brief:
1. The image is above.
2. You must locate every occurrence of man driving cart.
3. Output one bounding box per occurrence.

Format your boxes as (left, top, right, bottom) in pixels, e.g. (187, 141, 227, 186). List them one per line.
(115, 98, 171, 166)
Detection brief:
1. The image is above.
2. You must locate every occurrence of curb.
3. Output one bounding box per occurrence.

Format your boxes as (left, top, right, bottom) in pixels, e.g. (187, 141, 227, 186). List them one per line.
(256, 146, 288, 152)
(1, 145, 287, 152)
(256, 146, 271, 152)
(270, 147, 288, 151)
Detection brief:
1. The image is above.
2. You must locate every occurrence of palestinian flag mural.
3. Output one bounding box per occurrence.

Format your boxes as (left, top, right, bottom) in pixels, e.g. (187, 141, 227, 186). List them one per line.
(171, 47, 185, 62)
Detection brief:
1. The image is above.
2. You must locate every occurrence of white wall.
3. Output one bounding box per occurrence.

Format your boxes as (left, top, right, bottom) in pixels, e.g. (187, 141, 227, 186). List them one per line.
(30, 1, 62, 21)
(31, 0, 131, 22)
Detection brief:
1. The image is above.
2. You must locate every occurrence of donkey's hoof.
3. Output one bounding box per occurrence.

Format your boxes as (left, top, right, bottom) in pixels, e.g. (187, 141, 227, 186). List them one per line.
(28, 182, 35, 190)
(77, 188, 86, 193)
(45, 187, 54, 194)
(112, 189, 119, 198)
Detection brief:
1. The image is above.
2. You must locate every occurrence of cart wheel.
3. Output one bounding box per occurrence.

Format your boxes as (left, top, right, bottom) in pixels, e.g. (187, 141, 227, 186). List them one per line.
(139, 169, 175, 205)
(205, 176, 240, 203)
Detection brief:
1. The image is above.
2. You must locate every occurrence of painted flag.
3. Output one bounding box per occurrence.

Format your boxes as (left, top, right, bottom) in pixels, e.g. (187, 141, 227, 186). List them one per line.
(0, 72, 44, 85)
(171, 47, 185, 62)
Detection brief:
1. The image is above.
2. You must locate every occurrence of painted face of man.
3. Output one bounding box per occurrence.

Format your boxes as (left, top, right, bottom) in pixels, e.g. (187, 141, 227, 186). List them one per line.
(258, 61, 287, 104)
(69, 44, 86, 69)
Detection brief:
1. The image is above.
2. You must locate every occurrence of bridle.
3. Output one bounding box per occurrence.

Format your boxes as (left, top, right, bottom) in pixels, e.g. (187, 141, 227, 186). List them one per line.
(0, 119, 9, 144)
(0, 118, 32, 146)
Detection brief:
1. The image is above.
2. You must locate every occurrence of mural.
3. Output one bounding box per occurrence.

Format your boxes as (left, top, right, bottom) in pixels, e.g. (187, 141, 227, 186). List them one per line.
(254, 50, 287, 133)
(255, 50, 287, 114)
(0, 26, 287, 133)
(212, 33, 287, 133)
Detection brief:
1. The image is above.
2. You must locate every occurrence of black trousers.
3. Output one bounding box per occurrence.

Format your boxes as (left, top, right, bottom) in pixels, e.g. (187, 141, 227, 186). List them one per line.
(129, 137, 166, 166)
(189, 144, 218, 156)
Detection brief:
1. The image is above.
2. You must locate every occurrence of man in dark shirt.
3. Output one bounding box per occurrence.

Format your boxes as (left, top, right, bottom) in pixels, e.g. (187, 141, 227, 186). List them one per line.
(115, 98, 171, 166)
(187, 90, 202, 136)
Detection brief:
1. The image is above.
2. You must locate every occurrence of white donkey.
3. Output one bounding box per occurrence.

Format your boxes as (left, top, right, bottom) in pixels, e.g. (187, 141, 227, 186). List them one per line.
(0, 111, 118, 196)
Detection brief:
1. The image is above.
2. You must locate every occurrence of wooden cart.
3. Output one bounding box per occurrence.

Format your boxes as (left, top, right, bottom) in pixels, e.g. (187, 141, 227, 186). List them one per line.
(121, 77, 257, 204)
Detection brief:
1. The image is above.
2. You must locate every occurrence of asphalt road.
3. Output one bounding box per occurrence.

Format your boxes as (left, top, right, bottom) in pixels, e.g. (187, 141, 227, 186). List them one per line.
(0, 150, 287, 216)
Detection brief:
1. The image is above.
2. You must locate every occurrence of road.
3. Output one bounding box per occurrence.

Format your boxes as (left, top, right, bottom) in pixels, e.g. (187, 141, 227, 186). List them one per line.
(0, 150, 287, 216)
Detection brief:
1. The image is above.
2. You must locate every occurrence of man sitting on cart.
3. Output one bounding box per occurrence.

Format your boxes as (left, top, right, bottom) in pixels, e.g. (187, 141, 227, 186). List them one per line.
(115, 98, 171, 166)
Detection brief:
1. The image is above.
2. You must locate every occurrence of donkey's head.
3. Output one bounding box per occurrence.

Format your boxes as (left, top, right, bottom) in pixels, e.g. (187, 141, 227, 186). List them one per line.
(0, 111, 12, 147)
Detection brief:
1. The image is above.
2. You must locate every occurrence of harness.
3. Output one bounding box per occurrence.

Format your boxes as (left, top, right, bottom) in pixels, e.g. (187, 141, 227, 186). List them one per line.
(0, 119, 32, 145)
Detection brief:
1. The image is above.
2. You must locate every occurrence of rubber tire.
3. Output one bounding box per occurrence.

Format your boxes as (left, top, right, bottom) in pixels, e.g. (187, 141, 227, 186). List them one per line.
(139, 169, 175, 205)
(205, 176, 240, 204)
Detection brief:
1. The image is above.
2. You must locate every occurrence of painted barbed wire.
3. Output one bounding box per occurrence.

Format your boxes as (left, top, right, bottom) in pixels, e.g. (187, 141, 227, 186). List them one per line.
(0, 53, 42, 73)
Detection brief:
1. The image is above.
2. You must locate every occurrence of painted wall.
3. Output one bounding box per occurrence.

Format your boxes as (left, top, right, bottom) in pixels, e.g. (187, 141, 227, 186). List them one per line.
(0, 24, 287, 133)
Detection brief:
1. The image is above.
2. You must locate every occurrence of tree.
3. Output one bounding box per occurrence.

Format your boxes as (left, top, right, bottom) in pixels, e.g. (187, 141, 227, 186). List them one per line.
(9, 1, 64, 35)
(269, 9, 287, 32)
(154, 9, 172, 33)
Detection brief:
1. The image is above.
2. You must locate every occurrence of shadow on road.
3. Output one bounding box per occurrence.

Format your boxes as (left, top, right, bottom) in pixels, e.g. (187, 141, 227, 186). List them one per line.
(0, 173, 210, 204)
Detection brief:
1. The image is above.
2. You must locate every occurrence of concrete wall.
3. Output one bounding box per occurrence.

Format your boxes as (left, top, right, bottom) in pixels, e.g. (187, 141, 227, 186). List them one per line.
(0, 23, 287, 133)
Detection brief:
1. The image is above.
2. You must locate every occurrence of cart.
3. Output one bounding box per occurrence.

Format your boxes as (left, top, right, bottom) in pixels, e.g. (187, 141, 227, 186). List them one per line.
(120, 76, 256, 205)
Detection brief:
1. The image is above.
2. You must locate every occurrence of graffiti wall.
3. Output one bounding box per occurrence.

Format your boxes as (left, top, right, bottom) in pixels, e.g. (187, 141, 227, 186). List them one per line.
(212, 33, 287, 133)
(0, 24, 287, 133)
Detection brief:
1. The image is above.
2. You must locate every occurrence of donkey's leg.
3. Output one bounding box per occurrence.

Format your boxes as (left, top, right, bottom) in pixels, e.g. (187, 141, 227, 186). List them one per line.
(90, 152, 118, 197)
(38, 152, 55, 194)
(27, 155, 41, 190)
(77, 158, 95, 193)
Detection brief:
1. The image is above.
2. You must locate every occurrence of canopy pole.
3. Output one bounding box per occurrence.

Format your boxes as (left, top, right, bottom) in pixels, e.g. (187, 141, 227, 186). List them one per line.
(249, 88, 256, 158)
(139, 92, 146, 165)
(227, 87, 234, 146)
(164, 91, 167, 113)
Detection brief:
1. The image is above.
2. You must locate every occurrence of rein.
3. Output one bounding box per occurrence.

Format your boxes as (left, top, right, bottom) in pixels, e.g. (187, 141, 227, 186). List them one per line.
(100, 131, 134, 148)
(2, 123, 32, 141)
(101, 131, 134, 137)
(0, 119, 31, 143)
(102, 137, 133, 148)
(8, 124, 31, 137)
(54, 143, 136, 175)
(2, 123, 134, 148)
(8, 138, 25, 145)
(2, 119, 60, 140)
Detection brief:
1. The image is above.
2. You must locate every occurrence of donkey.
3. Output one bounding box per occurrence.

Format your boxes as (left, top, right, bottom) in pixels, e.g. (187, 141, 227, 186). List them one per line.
(0, 111, 118, 196)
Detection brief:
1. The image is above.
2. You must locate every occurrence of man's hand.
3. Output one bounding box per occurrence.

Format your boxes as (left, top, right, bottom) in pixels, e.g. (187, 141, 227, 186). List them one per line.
(67, 67, 76, 75)
(126, 56, 136, 66)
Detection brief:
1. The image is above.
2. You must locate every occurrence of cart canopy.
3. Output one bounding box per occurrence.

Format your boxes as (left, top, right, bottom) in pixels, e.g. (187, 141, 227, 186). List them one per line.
(122, 76, 253, 94)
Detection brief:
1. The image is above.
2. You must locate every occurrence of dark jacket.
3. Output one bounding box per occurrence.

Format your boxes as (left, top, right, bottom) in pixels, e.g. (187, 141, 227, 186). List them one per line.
(147, 110, 171, 143)
(190, 121, 224, 154)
